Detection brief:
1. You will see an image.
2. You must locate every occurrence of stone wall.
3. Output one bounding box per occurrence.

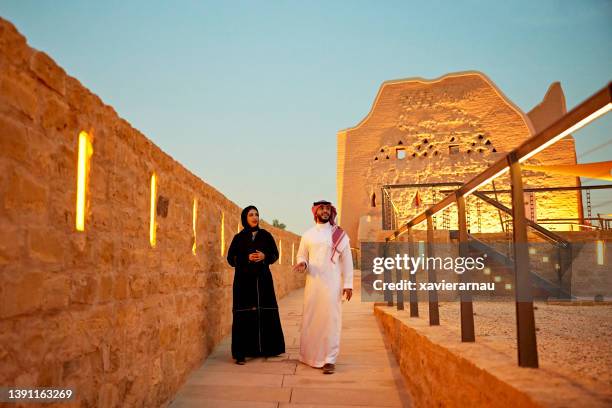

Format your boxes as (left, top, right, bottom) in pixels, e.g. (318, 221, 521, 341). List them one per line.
(0, 18, 305, 407)
(337, 72, 581, 242)
(374, 305, 610, 408)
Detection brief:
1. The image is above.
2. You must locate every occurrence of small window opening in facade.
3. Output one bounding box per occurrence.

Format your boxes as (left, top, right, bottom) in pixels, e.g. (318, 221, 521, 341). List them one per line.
(450, 136, 455, 142)
(422, 139, 428, 144)
(478, 134, 484, 140)
(398, 140, 403, 145)
(380, 148, 384, 153)
(396, 148, 406, 159)
(485, 140, 491, 145)
(449, 144, 459, 155)
(371, 192, 376, 207)
(374, 157, 378, 161)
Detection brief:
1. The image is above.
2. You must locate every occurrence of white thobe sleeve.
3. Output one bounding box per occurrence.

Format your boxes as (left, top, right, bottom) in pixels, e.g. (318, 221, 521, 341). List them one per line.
(296, 235, 308, 267)
(339, 240, 354, 289)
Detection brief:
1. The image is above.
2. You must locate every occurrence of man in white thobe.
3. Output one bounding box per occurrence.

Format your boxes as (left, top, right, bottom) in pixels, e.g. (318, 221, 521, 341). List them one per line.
(293, 200, 354, 374)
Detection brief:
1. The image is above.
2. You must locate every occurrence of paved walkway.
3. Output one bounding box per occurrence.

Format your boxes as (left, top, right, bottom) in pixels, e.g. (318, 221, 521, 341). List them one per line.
(169, 272, 412, 407)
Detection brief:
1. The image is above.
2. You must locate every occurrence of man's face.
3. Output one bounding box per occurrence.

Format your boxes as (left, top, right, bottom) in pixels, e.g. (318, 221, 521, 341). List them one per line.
(315, 204, 331, 223)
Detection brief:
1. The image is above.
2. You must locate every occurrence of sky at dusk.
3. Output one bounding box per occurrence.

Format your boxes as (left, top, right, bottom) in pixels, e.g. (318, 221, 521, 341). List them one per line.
(2, 0, 611, 233)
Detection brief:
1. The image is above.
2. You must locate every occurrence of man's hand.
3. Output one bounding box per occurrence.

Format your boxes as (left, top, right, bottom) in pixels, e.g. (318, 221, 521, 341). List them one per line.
(293, 261, 307, 273)
(342, 288, 353, 301)
(249, 250, 265, 262)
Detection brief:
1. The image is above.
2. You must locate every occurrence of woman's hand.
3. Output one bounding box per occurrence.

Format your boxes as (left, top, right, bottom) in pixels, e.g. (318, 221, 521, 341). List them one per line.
(249, 250, 265, 262)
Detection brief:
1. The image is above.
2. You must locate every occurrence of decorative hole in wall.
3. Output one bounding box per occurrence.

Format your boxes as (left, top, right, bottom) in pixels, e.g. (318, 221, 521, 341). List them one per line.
(429, 144, 433, 149)
(485, 140, 491, 145)
(386, 155, 390, 159)
(450, 137, 455, 142)
(396, 148, 406, 159)
(398, 140, 403, 145)
(423, 139, 428, 144)
(433, 151, 439, 156)
(423, 151, 428, 157)
(492, 148, 497, 152)
(449, 145, 459, 155)
(467, 149, 472, 154)
(478, 134, 484, 140)
(380, 148, 385, 153)
(412, 152, 417, 157)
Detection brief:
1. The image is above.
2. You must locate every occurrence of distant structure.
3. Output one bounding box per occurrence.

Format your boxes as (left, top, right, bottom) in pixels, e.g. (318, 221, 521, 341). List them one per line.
(337, 71, 581, 243)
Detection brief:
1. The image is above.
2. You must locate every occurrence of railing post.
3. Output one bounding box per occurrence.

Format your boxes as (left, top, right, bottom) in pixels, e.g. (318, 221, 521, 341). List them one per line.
(407, 228, 419, 317)
(457, 194, 475, 342)
(426, 214, 440, 325)
(395, 238, 404, 310)
(383, 240, 394, 307)
(508, 154, 539, 368)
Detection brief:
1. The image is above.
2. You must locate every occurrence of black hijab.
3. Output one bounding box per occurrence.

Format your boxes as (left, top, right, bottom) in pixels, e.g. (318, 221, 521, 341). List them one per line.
(240, 205, 260, 233)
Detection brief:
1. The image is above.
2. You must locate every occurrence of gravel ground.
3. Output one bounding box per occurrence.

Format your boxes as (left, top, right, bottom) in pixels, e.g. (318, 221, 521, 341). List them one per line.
(413, 301, 612, 387)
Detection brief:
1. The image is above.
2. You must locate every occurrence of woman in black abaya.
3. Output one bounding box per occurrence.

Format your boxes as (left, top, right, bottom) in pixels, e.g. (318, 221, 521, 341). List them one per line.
(227, 205, 285, 364)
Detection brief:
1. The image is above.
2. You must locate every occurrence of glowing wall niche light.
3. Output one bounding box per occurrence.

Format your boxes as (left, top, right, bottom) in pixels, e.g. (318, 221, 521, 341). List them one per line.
(596, 240, 605, 266)
(279, 240, 282, 265)
(75, 131, 93, 231)
(221, 211, 225, 256)
(149, 173, 157, 247)
(192, 198, 198, 255)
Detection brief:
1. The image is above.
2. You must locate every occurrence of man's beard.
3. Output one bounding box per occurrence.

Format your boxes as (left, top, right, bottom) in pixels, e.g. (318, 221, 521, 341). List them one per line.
(316, 214, 330, 223)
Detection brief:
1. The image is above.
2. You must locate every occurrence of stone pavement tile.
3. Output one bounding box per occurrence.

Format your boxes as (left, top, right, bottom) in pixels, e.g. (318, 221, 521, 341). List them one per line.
(185, 370, 284, 387)
(283, 374, 397, 390)
(290, 387, 403, 407)
(170, 398, 277, 408)
(294, 364, 392, 378)
(175, 384, 291, 403)
(198, 359, 297, 374)
(279, 404, 395, 408)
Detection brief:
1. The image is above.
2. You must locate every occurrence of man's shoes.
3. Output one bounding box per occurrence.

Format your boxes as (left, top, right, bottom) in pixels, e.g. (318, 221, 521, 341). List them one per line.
(322, 363, 335, 374)
(235, 357, 246, 365)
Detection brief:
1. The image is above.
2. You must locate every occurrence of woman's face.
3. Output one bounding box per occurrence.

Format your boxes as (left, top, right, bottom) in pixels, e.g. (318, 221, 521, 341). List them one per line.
(247, 209, 259, 227)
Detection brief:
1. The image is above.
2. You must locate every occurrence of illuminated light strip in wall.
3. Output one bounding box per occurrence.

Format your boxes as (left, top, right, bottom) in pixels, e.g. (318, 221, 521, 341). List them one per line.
(596, 240, 605, 266)
(192, 198, 198, 255)
(291, 243, 295, 265)
(279, 240, 282, 265)
(221, 211, 225, 256)
(519, 103, 612, 164)
(75, 131, 93, 231)
(149, 173, 157, 247)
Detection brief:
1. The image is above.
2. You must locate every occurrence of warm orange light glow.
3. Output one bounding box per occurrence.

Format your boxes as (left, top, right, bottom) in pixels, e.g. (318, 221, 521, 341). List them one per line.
(279, 240, 282, 265)
(192, 198, 198, 255)
(150, 173, 157, 247)
(596, 240, 605, 266)
(291, 243, 295, 265)
(221, 212, 225, 256)
(75, 131, 93, 231)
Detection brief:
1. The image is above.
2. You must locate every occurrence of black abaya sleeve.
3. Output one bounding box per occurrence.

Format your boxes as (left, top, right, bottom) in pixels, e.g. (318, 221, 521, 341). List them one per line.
(262, 230, 279, 265)
(227, 234, 244, 267)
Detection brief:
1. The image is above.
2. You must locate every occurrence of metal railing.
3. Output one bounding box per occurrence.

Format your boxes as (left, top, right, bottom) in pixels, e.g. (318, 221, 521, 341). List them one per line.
(383, 82, 612, 368)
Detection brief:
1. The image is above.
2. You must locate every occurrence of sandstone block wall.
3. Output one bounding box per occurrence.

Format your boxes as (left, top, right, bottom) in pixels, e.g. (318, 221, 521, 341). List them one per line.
(0, 18, 305, 407)
(337, 72, 581, 242)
